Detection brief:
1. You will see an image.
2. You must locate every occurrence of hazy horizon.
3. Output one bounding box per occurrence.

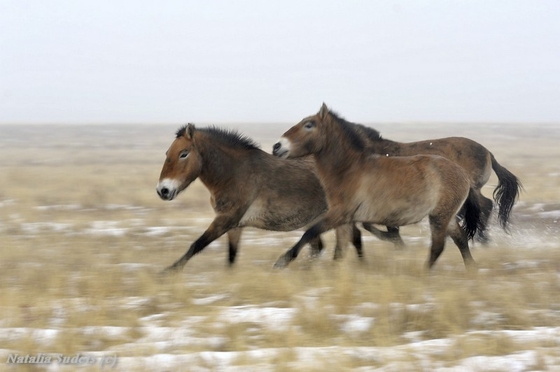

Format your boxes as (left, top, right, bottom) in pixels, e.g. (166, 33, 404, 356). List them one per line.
(2, 1, 560, 125)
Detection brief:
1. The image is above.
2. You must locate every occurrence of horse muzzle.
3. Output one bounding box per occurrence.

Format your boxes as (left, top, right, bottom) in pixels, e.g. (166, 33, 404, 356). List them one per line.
(156, 179, 180, 201)
(272, 138, 290, 158)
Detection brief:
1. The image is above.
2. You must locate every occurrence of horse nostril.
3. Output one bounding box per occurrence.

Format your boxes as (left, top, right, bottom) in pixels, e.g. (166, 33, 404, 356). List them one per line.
(272, 142, 281, 153)
(160, 187, 169, 197)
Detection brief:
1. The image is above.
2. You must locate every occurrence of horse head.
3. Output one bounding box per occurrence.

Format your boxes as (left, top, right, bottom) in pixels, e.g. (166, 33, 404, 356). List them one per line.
(156, 123, 203, 201)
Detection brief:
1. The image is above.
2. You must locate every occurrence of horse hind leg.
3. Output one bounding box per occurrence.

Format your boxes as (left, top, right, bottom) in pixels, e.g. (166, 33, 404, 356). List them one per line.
(362, 223, 405, 248)
(426, 215, 450, 269)
(309, 236, 324, 258)
(274, 211, 345, 269)
(476, 194, 494, 244)
(386, 226, 405, 247)
(448, 220, 477, 270)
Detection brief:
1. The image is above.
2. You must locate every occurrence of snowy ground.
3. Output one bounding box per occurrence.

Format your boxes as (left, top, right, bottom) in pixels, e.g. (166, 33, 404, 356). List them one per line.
(1, 123, 559, 371)
(1, 202, 560, 371)
(2, 325, 560, 371)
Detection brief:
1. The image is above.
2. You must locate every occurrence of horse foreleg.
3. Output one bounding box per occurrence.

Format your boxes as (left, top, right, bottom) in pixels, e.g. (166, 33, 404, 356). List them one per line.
(352, 224, 364, 260)
(163, 214, 238, 273)
(227, 228, 243, 266)
(476, 194, 494, 244)
(362, 223, 405, 248)
(333, 224, 354, 260)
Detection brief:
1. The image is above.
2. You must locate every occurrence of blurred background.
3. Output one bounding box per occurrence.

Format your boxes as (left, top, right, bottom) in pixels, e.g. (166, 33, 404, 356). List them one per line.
(1, 0, 559, 125)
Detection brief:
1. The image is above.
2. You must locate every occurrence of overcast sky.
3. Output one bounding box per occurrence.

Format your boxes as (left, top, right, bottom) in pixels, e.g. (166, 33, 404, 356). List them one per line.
(1, 1, 559, 124)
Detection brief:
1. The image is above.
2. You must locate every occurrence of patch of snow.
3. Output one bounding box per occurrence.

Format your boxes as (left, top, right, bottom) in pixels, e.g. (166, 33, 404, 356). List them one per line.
(219, 306, 297, 332)
(116, 263, 153, 272)
(35, 204, 81, 211)
(0, 328, 59, 346)
(142, 226, 172, 236)
(103, 204, 151, 212)
(139, 314, 167, 323)
(81, 326, 129, 338)
(472, 327, 560, 344)
(85, 221, 128, 236)
(121, 296, 155, 311)
(0, 199, 17, 208)
(537, 210, 560, 219)
(20, 222, 73, 234)
(470, 311, 505, 328)
(337, 314, 374, 333)
(458, 350, 538, 372)
(191, 294, 230, 305)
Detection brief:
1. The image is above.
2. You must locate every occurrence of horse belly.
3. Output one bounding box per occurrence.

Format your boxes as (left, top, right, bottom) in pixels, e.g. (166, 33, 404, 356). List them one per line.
(238, 199, 324, 231)
(354, 204, 428, 226)
(353, 190, 436, 227)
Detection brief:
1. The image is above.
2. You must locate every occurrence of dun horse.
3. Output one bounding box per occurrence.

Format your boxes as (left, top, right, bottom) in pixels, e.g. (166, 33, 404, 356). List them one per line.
(272, 104, 483, 270)
(156, 123, 362, 272)
(351, 119, 521, 246)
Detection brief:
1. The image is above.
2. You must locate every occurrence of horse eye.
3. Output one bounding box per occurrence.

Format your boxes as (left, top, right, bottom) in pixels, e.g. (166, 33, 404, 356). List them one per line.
(179, 151, 189, 159)
(304, 121, 315, 130)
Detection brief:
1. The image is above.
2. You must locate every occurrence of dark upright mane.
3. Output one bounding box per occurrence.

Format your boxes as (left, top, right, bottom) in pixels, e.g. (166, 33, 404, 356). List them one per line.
(175, 125, 188, 138)
(175, 125, 260, 150)
(352, 123, 383, 142)
(327, 110, 365, 151)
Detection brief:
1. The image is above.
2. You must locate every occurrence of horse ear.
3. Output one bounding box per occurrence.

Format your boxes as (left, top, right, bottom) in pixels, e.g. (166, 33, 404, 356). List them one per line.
(318, 103, 329, 119)
(186, 123, 195, 139)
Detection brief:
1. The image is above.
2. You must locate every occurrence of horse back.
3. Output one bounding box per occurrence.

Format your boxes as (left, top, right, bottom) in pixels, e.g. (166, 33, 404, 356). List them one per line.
(390, 137, 492, 188)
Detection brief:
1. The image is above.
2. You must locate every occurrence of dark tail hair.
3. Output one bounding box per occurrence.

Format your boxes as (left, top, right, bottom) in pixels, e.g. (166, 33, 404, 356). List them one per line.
(491, 154, 522, 230)
(460, 187, 483, 240)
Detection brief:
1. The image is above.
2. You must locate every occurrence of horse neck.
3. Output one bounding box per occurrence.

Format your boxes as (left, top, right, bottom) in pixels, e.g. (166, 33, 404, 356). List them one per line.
(197, 138, 240, 192)
(313, 123, 362, 180)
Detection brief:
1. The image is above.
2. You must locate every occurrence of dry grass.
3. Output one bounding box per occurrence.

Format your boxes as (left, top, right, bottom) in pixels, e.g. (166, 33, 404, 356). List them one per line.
(0, 123, 559, 370)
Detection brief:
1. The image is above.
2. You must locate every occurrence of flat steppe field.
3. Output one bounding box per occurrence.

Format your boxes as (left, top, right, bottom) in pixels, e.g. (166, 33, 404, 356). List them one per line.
(0, 123, 559, 371)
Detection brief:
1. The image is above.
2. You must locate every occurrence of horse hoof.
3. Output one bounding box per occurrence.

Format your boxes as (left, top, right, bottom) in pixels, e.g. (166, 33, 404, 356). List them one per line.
(475, 233, 490, 245)
(273, 255, 290, 269)
(466, 261, 479, 273)
(310, 249, 322, 258)
(159, 265, 181, 276)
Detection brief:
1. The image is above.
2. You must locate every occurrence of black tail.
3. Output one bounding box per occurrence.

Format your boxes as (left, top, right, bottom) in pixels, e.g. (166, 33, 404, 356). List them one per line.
(461, 187, 483, 240)
(491, 154, 522, 230)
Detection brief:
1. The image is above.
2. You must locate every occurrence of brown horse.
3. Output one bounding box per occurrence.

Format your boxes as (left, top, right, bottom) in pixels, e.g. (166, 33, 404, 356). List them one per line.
(272, 104, 483, 270)
(156, 123, 362, 272)
(350, 120, 521, 246)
